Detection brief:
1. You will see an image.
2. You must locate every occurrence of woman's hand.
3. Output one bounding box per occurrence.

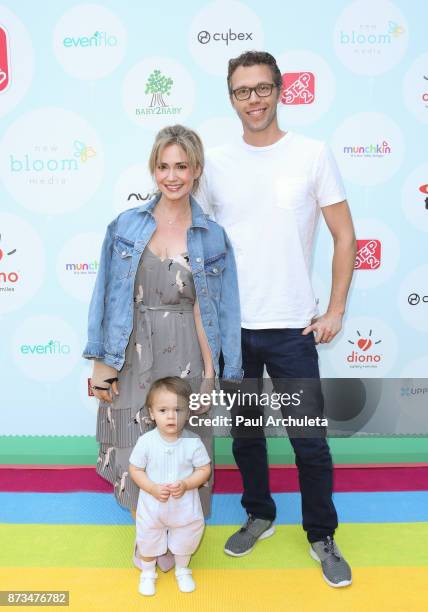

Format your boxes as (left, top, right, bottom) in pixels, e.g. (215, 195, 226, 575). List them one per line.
(90, 360, 119, 403)
(192, 374, 215, 415)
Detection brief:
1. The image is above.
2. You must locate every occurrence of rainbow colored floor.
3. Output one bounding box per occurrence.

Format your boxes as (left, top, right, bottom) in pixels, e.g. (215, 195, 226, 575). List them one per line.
(1, 437, 427, 611)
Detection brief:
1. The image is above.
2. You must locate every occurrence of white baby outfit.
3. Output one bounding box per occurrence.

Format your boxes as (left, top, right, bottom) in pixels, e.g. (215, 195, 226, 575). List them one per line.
(129, 427, 211, 557)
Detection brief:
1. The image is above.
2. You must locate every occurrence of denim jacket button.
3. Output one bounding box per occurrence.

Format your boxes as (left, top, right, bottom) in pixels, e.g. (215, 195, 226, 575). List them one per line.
(212, 267, 218, 273)
(196, 257, 202, 263)
(121, 250, 127, 256)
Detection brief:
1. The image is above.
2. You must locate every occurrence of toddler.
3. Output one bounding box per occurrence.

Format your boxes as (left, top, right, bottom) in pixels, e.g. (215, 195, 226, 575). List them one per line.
(129, 376, 211, 596)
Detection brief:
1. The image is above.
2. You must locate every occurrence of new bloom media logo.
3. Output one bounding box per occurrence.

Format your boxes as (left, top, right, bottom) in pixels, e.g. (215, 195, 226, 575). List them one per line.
(9, 140, 96, 186)
(62, 30, 118, 48)
(136, 69, 182, 116)
(346, 329, 382, 368)
(354, 239, 381, 270)
(343, 141, 391, 158)
(20, 339, 71, 355)
(0, 25, 10, 93)
(281, 72, 315, 105)
(339, 20, 405, 54)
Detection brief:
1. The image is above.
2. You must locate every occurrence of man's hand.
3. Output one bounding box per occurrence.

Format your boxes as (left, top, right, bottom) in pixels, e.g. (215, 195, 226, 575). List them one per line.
(150, 483, 171, 502)
(168, 480, 187, 499)
(302, 311, 343, 344)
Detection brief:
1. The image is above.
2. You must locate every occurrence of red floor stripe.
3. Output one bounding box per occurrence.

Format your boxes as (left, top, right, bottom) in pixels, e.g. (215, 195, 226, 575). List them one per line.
(1, 466, 427, 493)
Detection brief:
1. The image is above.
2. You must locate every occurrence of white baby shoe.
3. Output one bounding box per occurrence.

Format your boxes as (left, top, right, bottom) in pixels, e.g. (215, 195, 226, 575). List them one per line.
(138, 569, 157, 596)
(175, 567, 195, 592)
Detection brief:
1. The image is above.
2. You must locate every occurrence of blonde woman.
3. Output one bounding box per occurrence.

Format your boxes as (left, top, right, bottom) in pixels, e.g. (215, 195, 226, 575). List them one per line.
(83, 124, 243, 570)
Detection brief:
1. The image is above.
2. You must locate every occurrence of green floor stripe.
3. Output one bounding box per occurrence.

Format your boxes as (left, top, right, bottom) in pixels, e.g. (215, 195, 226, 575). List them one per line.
(0, 436, 427, 466)
(1, 523, 427, 569)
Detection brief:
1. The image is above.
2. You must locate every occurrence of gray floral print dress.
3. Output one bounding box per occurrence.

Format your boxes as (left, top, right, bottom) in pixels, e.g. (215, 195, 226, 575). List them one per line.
(96, 247, 212, 515)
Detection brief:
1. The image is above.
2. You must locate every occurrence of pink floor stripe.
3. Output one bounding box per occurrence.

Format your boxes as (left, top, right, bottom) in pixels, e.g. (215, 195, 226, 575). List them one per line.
(1, 466, 427, 493)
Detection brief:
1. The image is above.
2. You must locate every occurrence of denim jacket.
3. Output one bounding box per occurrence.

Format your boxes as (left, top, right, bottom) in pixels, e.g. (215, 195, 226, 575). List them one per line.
(82, 193, 243, 382)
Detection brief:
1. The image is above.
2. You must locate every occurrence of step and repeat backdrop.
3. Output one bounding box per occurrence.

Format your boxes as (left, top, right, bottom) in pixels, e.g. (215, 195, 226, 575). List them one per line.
(0, 0, 427, 437)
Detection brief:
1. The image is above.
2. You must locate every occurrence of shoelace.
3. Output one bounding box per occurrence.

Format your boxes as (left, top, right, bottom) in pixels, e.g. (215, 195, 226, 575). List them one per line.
(323, 536, 341, 560)
(240, 515, 255, 533)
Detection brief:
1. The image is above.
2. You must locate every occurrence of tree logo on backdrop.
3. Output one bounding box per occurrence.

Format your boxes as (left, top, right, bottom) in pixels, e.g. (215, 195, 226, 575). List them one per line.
(136, 69, 181, 116)
(0, 25, 10, 93)
(346, 330, 383, 369)
(0, 234, 19, 292)
(281, 72, 315, 105)
(354, 239, 381, 270)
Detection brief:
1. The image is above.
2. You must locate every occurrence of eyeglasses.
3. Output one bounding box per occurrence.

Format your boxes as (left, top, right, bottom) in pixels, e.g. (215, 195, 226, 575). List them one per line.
(232, 82, 277, 101)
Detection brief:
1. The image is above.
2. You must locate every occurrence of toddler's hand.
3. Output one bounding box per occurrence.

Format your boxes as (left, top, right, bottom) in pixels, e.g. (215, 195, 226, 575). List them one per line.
(168, 480, 187, 499)
(151, 484, 170, 502)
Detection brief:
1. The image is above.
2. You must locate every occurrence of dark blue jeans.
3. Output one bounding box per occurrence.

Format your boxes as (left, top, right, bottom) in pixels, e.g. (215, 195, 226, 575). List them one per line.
(229, 328, 338, 543)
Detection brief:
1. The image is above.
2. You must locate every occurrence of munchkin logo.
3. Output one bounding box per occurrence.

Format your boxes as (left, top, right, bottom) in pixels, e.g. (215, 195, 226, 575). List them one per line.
(65, 260, 99, 275)
(346, 329, 382, 368)
(20, 340, 71, 355)
(62, 31, 118, 48)
(343, 141, 391, 158)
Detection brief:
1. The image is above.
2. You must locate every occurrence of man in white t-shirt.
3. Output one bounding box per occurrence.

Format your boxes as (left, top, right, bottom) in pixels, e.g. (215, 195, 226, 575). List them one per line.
(197, 51, 356, 588)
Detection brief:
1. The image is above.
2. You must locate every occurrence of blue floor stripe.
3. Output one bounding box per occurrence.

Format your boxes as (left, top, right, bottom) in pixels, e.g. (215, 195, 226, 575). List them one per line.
(1, 491, 427, 525)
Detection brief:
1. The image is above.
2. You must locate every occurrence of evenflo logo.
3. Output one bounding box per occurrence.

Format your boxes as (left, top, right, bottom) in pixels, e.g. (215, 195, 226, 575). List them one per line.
(355, 239, 381, 270)
(281, 72, 315, 105)
(63, 31, 118, 48)
(0, 25, 10, 93)
(346, 329, 382, 369)
(20, 339, 71, 355)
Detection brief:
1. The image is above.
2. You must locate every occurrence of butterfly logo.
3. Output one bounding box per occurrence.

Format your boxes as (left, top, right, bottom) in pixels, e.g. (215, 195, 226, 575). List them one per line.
(73, 140, 97, 163)
(388, 21, 405, 37)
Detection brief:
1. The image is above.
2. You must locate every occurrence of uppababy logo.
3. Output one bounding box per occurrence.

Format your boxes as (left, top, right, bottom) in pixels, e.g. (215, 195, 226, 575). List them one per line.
(20, 339, 71, 355)
(343, 141, 391, 158)
(400, 386, 428, 398)
(197, 29, 253, 45)
(135, 69, 182, 116)
(346, 329, 382, 368)
(63, 30, 118, 48)
(0, 25, 10, 93)
(281, 72, 315, 105)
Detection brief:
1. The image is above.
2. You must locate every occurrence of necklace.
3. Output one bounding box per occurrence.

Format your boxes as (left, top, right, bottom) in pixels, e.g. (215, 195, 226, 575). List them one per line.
(158, 205, 191, 226)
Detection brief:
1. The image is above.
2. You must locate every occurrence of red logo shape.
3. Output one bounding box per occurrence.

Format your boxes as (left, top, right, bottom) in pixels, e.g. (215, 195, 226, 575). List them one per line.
(281, 72, 315, 105)
(357, 338, 372, 351)
(355, 239, 381, 270)
(419, 184, 428, 194)
(0, 26, 10, 93)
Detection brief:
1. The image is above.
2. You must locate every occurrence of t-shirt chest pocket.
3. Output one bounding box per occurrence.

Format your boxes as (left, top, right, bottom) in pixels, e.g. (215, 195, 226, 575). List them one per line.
(275, 176, 309, 210)
(112, 237, 134, 279)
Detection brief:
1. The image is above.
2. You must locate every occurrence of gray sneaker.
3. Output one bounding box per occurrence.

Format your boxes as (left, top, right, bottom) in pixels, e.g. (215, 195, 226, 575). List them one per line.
(224, 515, 275, 557)
(310, 536, 352, 587)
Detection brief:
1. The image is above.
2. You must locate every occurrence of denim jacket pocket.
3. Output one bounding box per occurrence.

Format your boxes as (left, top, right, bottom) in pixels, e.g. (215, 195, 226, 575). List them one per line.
(112, 236, 134, 280)
(204, 252, 226, 275)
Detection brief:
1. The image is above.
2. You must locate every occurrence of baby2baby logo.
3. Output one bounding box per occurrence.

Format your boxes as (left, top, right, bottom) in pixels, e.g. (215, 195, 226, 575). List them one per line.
(136, 69, 182, 116)
(346, 329, 382, 369)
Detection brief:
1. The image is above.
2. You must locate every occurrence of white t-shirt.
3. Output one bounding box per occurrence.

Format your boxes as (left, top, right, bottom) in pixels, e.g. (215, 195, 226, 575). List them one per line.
(197, 131, 346, 329)
(129, 427, 210, 484)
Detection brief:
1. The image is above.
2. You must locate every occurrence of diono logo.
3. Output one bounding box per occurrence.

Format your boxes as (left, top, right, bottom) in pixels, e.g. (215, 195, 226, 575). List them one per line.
(62, 31, 118, 48)
(20, 339, 71, 355)
(346, 329, 382, 368)
(0, 234, 19, 292)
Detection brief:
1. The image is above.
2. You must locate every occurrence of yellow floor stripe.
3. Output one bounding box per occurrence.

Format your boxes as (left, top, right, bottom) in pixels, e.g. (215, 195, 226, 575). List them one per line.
(1, 567, 427, 612)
